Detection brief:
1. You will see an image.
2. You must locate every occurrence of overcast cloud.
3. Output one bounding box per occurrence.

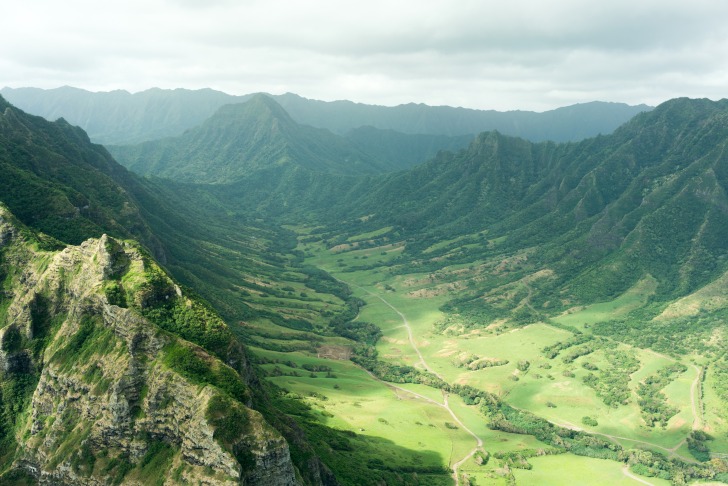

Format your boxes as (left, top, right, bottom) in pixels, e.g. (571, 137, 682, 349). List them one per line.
(2, 0, 727, 110)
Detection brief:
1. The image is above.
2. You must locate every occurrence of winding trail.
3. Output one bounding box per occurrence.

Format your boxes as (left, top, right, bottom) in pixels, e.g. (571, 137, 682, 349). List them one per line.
(359, 286, 443, 379)
(345, 281, 482, 485)
(593, 431, 697, 464)
(444, 393, 484, 481)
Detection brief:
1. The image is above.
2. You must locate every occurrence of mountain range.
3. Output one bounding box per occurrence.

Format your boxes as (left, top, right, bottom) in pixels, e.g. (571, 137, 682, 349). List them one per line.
(324, 97, 728, 311)
(1, 86, 651, 145)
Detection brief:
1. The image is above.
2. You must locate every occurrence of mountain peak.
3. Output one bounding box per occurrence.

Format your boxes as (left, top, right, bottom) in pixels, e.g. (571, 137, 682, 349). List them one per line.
(215, 92, 294, 125)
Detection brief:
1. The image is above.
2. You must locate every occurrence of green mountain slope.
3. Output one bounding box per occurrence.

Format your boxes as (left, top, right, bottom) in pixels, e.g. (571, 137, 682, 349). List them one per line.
(0, 96, 168, 256)
(343, 125, 474, 172)
(310, 98, 728, 314)
(109, 94, 386, 182)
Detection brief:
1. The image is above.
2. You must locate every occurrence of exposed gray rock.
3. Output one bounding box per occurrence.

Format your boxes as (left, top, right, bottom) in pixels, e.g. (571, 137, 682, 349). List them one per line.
(0, 228, 301, 485)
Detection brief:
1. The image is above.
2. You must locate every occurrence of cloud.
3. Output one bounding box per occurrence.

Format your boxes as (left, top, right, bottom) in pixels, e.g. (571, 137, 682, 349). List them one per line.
(2, 0, 727, 110)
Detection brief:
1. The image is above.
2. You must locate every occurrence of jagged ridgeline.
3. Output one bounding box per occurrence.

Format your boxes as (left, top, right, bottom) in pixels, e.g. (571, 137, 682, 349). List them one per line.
(0, 96, 347, 485)
(320, 98, 728, 312)
(0, 210, 297, 484)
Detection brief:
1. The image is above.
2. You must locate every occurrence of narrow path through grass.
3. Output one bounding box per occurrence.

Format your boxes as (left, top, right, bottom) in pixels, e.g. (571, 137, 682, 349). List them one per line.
(343, 280, 483, 485)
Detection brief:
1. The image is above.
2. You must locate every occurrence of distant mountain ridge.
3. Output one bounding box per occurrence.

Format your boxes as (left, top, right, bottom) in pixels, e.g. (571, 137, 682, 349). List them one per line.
(0, 86, 235, 145)
(108, 94, 388, 182)
(1, 86, 651, 145)
(275, 93, 653, 140)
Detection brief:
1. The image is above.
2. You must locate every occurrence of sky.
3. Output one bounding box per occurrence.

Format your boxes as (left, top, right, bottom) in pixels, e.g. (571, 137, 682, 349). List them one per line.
(2, 0, 728, 111)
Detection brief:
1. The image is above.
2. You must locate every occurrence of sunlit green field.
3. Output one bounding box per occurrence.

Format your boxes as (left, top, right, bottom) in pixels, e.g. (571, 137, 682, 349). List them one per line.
(551, 277, 657, 332)
(327, 265, 697, 457)
(282, 227, 721, 483)
(703, 365, 728, 454)
(513, 454, 671, 486)
(252, 343, 561, 484)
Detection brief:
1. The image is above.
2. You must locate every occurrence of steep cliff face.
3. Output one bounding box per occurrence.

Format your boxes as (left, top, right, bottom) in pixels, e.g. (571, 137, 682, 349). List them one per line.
(0, 208, 299, 485)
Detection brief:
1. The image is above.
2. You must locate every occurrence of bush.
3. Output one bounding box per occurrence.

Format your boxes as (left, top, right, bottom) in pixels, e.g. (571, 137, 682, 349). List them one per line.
(581, 416, 598, 427)
(517, 360, 531, 372)
(206, 394, 248, 445)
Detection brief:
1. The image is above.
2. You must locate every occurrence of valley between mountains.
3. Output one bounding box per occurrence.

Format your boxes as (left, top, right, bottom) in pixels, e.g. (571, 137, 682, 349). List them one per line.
(1, 89, 728, 485)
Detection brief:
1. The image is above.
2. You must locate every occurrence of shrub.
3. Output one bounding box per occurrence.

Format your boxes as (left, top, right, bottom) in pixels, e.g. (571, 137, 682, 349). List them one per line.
(581, 416, 598, 427)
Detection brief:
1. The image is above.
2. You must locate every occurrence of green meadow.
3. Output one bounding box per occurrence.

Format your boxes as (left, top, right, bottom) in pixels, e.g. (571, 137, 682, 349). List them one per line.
(513, 454, 672, 486)
(249, 227, 724, 484)
(551, 277, 657, 332)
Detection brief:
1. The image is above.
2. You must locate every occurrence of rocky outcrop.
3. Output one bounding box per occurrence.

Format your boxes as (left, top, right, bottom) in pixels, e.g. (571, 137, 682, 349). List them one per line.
(0, 211, 300, 485)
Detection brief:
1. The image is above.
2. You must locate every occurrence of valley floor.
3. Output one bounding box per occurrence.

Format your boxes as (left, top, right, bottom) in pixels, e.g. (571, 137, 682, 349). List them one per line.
(234, 228, 728, 485)
(260, 226, 727, 485)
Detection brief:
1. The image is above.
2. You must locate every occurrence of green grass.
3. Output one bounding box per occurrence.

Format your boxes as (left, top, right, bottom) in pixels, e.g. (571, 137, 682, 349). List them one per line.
(295, 231, 722, 481)
(422, 236, 468, 254)
(346, 226, 393, 242)
(551, 276, 657, 332)
(513, 454, 671, 485)
(702, 362, 728, 454)
(258, 349, 469, 456)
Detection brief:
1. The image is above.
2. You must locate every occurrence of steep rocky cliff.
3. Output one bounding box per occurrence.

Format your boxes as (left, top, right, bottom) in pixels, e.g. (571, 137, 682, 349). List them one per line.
(0, 207, 299, 485)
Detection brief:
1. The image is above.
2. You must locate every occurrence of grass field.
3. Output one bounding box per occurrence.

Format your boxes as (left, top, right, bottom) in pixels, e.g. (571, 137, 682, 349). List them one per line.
(255, 346, 474, 471)
(512, 454, 672, 485)
(251, 336, 568, 485)
(259, 228, 728, 483)
(702, 363, 728, 454)
(551, 276, 657, 332)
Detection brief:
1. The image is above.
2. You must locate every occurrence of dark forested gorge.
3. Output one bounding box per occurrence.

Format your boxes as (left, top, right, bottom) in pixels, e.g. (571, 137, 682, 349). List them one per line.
(1, 91, 728, 485)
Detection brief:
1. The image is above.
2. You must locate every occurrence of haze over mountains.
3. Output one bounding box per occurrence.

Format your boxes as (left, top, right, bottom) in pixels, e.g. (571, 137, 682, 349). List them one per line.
(1, 88, 727, 485)
(1, 86, 651, 145)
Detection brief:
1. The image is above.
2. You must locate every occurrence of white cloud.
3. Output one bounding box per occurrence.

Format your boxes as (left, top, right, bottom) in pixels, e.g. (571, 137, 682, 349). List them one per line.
(2, 0, 728, 110)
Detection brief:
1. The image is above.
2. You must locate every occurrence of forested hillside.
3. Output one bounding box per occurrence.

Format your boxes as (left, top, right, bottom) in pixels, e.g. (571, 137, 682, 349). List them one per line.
(108, 94, 387, 182)
(0, 96, 355, 484)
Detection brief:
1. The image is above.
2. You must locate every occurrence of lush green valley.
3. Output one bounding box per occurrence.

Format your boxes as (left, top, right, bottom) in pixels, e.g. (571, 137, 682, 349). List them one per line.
(1, 91, 728, 486)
